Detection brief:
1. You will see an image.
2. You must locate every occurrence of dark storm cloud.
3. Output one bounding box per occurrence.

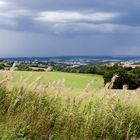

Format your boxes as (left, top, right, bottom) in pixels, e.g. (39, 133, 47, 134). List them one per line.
(1, 0, 140, 34)
(0, 0, 140, 56)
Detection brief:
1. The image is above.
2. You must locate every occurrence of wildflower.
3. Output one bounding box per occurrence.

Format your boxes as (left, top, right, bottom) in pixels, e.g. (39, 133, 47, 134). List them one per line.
(105, 74, 119, 89)
(111, 104, 116, 110)
(84, 88, 89, 93)
(136, 87, 140, 92)
(111, 74, 119, 83)
(10, 62, 17, 72)
(123, 84, 128, 90)
(105, 82, 111, 89)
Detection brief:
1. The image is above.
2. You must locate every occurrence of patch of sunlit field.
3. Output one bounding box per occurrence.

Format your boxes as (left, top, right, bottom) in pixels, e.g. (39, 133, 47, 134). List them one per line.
(10, 71, 104, 92)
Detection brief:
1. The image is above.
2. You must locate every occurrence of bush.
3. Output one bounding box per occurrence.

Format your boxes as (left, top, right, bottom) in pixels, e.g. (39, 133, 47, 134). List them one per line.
(0, 64, 5, 70)
(103, 65, 140, 89)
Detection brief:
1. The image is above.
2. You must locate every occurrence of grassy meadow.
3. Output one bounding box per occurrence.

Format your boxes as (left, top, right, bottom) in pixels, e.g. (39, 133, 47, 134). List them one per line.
(0, 70, 140, 139)
(11, 71, 104, 89)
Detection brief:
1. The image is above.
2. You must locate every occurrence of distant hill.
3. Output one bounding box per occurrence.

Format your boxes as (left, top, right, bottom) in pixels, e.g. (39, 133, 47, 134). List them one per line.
(0, 56, 140, 62)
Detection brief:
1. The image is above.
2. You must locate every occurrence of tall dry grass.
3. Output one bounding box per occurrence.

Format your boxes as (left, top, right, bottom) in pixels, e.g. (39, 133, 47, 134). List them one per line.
(0, 70, 140, 139)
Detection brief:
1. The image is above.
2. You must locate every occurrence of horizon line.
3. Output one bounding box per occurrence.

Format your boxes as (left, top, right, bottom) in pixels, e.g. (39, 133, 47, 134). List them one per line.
(0, 55, 140, 59)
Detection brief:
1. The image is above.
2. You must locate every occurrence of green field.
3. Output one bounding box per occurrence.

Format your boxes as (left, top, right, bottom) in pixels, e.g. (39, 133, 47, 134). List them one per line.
(11, 71, 104, 89)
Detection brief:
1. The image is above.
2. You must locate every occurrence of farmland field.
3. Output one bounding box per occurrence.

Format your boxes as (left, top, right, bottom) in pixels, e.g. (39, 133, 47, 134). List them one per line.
(11, 71, 104, 89)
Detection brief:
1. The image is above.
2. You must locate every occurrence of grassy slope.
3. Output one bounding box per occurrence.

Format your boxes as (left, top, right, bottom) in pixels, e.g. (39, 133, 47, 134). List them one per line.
(11, 71, 104, 89)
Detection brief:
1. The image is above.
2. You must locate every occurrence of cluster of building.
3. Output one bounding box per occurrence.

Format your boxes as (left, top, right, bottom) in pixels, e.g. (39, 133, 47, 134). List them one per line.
(107, 61, 140, 68)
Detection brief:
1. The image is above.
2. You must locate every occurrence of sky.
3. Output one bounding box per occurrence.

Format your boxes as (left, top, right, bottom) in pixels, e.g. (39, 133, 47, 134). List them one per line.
(0, 0, 140, 57)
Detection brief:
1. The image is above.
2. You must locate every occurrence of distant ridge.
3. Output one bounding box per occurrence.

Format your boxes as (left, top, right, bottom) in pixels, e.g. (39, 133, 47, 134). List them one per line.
(0, 56, 140, 61)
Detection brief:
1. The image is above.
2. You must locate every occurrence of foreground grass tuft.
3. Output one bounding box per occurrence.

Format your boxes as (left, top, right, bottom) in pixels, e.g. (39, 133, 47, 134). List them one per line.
(0, 71, 140, 139)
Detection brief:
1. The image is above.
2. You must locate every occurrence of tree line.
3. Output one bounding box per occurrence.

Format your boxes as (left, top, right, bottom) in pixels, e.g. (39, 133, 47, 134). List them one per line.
(54, 64, 140, 89)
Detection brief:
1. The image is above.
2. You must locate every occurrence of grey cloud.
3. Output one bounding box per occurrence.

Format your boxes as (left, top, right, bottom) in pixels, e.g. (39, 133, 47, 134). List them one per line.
(0, 0, 140, 35)
(0, 0, 140, 56)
